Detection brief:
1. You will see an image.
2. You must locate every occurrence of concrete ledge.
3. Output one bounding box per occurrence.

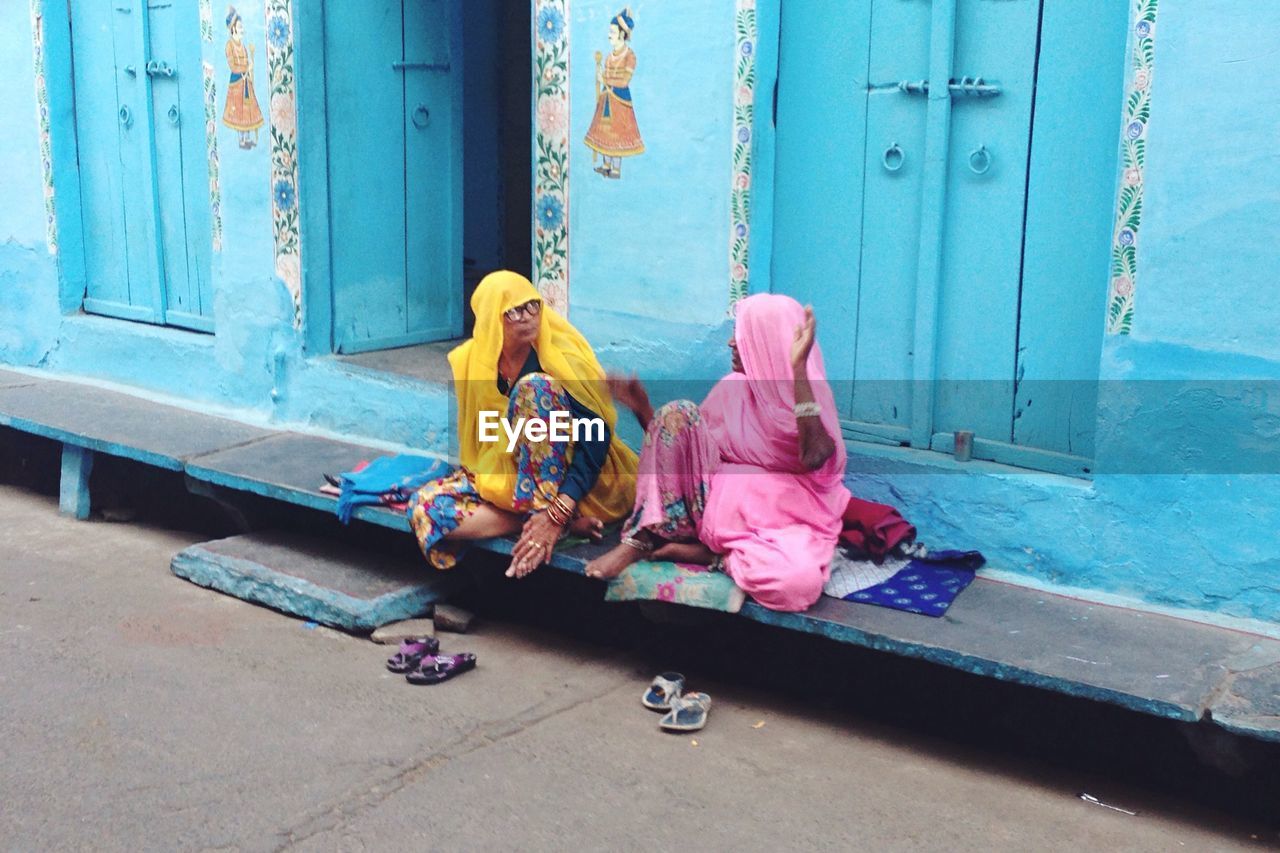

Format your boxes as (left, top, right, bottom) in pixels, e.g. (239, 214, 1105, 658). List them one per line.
(171, 531, 455, 632)
(6, 367, 1280, 741)
(1208, 661, 1280, 743)
(0, 377, 273, 471)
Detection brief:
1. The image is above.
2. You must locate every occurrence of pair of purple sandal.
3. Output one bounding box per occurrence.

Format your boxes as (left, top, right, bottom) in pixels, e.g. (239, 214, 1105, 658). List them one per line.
(385, 636, 476, 685)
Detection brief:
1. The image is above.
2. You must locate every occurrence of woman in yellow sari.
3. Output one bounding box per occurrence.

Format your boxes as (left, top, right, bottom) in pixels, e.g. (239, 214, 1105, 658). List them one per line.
(408, 271, 637, 577)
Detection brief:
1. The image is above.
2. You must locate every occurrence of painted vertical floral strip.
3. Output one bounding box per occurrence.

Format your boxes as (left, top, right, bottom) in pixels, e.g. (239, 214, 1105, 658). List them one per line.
(29, 0, 57, 256)
(729, 0, 756, 305)
(266, 0, 302, 326)
(202, 62, 223, 252)
(200, 0, 215, 43)
(534, 0, 570, 313)
(1107, 0, 1158, 335)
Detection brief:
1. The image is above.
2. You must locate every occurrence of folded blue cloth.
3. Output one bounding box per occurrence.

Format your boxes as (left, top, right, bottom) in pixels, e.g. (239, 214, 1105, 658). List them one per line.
(335, 454, 452, 524)
(841, 550, 984, 617)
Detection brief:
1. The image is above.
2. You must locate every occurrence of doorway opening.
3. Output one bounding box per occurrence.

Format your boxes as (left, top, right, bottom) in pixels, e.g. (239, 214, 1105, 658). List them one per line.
(461, 0, 533, 335)
(323, 0, 531, 372)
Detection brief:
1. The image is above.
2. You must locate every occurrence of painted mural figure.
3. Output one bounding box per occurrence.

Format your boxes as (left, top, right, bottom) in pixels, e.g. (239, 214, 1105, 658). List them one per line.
(584, 7, 644, 179)
(222, 6, 264, 149)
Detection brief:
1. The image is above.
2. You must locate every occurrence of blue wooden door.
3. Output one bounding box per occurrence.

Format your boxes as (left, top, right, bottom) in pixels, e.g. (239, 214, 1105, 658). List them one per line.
(70, 0, 213, 331)
(71, 1, 164, 323)
(772, 0, 1124, 475)
(145, 0, 216, 331)
(326, 0, 463, 354)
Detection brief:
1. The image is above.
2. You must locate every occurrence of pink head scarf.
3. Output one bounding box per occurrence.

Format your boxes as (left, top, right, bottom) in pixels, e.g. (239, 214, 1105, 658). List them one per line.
(701, 293, 847, 487)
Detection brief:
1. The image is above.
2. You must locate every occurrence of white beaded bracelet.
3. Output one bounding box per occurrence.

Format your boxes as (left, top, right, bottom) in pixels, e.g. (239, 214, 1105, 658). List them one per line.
(794, 401, 822, 418)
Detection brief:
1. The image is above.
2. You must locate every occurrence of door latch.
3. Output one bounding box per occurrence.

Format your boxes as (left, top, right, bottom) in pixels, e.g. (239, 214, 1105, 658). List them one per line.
(392, 61, 451, 72)
(872, 77, 1002, 98)
(145, 60, 175, 78)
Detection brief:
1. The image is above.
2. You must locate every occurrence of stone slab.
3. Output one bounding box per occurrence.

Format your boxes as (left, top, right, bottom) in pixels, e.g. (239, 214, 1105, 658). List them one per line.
(0, 380, 274, 470)
(335, 341, 457, 386)
(171, 530, 454, 632)
(0, 369, 42, 389)
(184, 432, 409, 530)
(433, 604, 475, 634)
(370, 618, 436, 644)
(738, 579, 1280, 722)
(1209, 662, 1280, 742)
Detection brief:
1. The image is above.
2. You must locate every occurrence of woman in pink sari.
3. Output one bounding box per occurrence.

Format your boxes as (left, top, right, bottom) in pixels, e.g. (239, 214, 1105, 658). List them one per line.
(585, 294, 850, 612)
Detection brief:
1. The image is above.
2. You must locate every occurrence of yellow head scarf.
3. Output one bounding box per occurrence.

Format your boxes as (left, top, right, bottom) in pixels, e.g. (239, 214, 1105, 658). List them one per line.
(448, 271, 637, 519)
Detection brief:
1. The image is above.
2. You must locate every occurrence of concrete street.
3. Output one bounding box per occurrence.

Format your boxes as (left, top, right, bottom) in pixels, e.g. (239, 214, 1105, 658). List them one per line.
(0, 483, 1270, 851)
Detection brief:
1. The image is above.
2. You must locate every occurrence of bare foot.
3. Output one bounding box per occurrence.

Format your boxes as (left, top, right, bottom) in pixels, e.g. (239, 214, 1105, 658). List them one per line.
(652, 541, 717, 565)
(569, 515, 605, 540)
(584, 543, 643, 580)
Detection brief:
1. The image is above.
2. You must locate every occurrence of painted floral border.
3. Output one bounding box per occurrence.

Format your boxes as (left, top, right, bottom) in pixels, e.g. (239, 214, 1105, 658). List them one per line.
(266, 0, 302, 326)
(202, 61, 223, 253)
(29, 0, 57, 256)
(1107, 0, 1158, 335)
(199, 0, 215, 43)
(533, 0, 570, 313)
(729, 0, 757, 305)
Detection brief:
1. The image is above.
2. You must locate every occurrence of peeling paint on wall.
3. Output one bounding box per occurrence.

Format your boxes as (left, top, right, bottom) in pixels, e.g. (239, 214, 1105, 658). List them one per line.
(1107, 0, 1158, 335)
(729, 0, 756, 305)
(534, 0, 571, 313)
(28, 0, 56, 256)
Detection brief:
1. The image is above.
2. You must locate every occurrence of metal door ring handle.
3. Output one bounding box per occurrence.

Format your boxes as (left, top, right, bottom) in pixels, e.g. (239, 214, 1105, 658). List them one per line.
(969, 144, 991, 175)
(118, 105, 133, 128)
(412, 104, 430, 128)
(882, 143, 904, 173)
(167, 105, 180, 125)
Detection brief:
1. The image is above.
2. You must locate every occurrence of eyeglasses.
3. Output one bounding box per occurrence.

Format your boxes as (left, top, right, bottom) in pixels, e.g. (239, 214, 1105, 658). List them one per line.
(503, 299, 542, 322)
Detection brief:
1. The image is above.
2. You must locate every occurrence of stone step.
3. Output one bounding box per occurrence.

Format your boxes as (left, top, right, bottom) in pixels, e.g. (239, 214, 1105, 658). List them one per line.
(171, 530, 456, 633)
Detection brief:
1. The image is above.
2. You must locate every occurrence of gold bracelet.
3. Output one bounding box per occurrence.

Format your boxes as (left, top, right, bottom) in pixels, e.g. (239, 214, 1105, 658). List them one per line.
(544, 503, 568, 526)
(551, 494, 576, 519)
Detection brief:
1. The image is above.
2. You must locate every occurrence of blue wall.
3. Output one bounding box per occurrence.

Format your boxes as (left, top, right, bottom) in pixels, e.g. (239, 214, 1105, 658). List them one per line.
(566, 0, 735, 360)
(1, 1, 1277, 626)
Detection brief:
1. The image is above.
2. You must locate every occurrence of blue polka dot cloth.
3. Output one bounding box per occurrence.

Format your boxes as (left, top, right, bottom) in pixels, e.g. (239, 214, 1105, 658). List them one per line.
(842, 550, 985, 617)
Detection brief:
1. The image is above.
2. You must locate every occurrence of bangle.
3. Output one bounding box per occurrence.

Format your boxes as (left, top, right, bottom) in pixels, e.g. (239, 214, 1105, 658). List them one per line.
(794, 401, 822, 418)
(544, 503, 569, 526)
(551, 494, 576, 519)
(621, 535, 653, 553)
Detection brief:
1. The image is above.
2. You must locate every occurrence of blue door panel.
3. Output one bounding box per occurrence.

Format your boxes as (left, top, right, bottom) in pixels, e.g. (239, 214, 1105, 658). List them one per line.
(73, 0, 164, 322)
(770, 0, 874, 417)
(403, 0, 462, 340)
(328, 0, 463, 354)
(115, 0, 167, 316)
(69, 2, 135, 314)
(772, 0, 1113, 471)
(850, 0, 933, 434)
(930, 0, 1040, 445)
(1013, 1, 1129, 459)
(71, 0, 211, 330)
(156, 0, 216, 330)
(328, 0, 410, 353)
(144, 0, 193, 320)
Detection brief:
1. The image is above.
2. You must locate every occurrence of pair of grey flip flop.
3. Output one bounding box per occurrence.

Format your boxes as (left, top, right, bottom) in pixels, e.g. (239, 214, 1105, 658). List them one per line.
(642, 671, 711, 732)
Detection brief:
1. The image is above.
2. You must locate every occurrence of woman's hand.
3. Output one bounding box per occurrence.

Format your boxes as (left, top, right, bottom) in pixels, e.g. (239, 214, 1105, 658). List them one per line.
(606, 372, 654, 429)
(507, 510, 566, 578)
(790, 305, 817, 376)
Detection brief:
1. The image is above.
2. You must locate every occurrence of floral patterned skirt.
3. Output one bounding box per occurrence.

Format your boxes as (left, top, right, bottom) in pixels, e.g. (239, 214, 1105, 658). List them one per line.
(621, 400, 720, 543)
(408, 373, 573, 569)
